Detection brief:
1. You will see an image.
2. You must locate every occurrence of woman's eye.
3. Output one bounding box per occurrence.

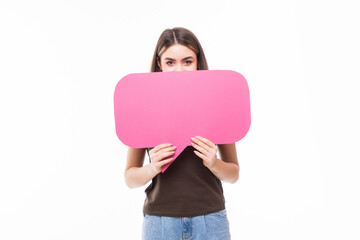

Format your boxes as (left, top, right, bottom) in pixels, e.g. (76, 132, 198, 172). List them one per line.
(166, 61, 173, 65)
(185, 61, 192, 65)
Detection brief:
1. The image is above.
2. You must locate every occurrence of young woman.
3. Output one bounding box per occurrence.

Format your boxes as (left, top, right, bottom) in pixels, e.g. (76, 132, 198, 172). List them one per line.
(124, 27, 239, 240)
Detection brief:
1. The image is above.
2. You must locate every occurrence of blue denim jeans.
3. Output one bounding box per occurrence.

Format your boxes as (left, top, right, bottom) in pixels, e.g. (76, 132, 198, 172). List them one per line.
(142, 209, 231, 240)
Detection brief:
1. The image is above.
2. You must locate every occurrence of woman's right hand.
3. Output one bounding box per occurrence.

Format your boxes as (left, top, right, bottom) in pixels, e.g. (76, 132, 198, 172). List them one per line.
(148, 143, 176, 174)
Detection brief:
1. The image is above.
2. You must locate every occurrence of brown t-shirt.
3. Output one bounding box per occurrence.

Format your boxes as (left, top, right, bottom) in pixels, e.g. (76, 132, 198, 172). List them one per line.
(142, 145, 226, 217)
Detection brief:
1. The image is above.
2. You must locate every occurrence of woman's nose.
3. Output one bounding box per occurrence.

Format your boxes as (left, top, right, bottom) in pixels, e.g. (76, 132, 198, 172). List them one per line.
(175, 64, 183, 71)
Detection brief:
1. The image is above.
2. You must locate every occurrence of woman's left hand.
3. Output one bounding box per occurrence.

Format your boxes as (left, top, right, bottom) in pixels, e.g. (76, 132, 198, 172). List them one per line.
(191, 136, 218, 169)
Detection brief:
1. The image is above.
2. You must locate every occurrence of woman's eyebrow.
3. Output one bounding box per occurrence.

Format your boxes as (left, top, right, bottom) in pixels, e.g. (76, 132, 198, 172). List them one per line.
(182, 56, 194, 60)
(164, 56, 194, 61)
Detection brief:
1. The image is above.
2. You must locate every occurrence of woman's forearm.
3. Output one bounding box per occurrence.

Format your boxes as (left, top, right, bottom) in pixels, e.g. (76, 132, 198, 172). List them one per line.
(124, 163, 159, 189)
(208, 157, 239, 184)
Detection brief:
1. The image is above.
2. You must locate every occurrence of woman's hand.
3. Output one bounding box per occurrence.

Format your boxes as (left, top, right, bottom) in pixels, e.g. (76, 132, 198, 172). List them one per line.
(148, 143, 176, 174)
(191, 136, 218, 169)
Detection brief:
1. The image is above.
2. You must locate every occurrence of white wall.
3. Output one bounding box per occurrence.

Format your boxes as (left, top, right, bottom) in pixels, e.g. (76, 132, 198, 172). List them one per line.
(1, 0, 359, 239)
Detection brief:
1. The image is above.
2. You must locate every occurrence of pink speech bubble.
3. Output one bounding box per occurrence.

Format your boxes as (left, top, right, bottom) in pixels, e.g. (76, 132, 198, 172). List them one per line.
(114, 70, 251, 172)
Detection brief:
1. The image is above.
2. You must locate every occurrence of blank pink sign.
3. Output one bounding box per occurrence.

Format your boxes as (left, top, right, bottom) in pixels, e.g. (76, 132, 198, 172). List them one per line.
(114, 70, 251, 172)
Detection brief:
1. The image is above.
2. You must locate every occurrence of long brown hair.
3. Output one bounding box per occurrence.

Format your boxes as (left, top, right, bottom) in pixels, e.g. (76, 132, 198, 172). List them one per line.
(150, 27, 209, 72)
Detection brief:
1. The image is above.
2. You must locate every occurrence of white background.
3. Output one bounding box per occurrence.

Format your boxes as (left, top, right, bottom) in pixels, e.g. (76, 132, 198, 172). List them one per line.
(1, 0, 359, 239)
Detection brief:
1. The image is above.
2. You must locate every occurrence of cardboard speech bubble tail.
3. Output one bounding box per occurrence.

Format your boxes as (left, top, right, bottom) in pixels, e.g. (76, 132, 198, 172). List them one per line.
(161, 142, 189, 173)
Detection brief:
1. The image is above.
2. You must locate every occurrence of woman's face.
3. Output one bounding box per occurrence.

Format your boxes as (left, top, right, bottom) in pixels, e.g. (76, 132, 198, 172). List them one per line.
(158, 44, 198, 72)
